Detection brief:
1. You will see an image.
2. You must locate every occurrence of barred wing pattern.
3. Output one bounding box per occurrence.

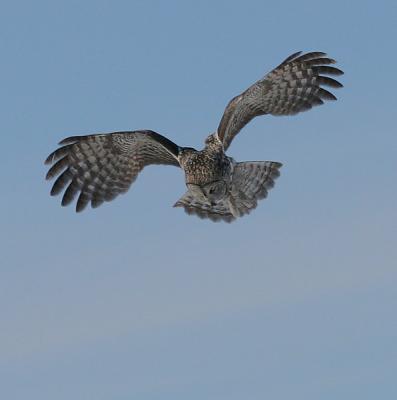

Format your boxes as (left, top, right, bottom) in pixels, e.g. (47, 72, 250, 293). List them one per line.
(217, 51, 344, 150)
(45, 130, 180, 212)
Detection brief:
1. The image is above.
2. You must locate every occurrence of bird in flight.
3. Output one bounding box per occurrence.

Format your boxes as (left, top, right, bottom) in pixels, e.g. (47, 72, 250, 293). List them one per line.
(45, 51, 343, 222)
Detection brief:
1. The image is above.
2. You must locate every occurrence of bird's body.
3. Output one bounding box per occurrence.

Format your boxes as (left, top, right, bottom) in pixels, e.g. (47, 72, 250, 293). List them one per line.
(45, 51, 343, 222)
(179, 134, 233, 186)
(173, 133, 281, 221)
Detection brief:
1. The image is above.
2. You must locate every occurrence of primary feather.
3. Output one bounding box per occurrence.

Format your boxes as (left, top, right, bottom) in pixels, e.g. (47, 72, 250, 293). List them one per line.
(217, 51, 343, 150)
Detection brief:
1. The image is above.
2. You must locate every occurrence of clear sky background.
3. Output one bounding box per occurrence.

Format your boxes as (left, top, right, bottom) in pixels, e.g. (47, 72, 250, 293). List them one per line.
(1, 1, 396, 399)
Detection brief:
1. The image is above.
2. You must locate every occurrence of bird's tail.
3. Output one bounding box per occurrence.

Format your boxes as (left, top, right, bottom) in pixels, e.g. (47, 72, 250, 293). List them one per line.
(227, 161, 282, 218)
(174, 189, 236, 222)
(174, 161, 282, 222)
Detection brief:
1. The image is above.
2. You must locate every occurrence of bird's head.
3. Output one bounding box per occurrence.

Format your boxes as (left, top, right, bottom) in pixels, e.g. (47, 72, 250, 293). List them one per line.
(204, 132, 222, 148)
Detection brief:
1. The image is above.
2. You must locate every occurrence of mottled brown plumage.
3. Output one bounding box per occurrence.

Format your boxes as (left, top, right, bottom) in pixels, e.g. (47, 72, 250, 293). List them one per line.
(217, 51, 343, 150)
(45, 131, 179, 212)
(45, 51, 343, 222)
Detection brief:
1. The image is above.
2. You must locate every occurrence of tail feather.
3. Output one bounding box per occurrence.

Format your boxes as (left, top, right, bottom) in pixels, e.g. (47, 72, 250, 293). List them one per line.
(173, 191, 235, 223)
(229, 161, 281, 217)
(174, 161, 282, 222)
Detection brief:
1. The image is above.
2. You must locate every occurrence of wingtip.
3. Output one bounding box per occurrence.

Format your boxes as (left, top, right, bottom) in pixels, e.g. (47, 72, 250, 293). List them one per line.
(44, 153, 54, 165)
(75, 205, 84, 213)
(269, 161, 283, 169)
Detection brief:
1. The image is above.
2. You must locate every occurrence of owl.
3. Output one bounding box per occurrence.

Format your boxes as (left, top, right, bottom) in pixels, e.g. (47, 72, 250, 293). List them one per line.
(45, 51, 343, 222)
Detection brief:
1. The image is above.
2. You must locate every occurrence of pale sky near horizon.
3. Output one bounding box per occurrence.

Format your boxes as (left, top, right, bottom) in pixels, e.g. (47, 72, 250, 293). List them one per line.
(1, 1, 396, 399)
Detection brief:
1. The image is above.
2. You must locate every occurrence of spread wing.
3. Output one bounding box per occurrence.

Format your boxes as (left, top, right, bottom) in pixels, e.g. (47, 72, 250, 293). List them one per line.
(217, 51, 344, 150)
(45, 130, 180, 212)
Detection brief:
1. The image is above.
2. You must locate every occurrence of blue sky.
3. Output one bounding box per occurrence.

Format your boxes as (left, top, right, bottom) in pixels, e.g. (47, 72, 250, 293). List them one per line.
(1, 0, 396, 399)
